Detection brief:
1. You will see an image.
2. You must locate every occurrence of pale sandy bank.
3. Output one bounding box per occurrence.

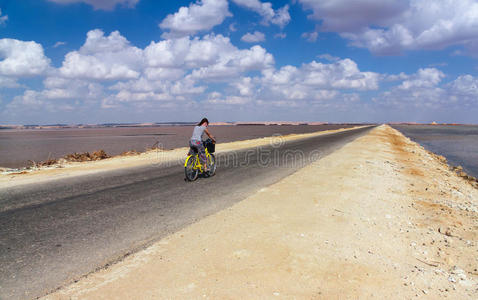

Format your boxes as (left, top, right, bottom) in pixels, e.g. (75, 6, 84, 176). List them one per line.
(0, 126, 362, 189)
(43, 125, 477, 299)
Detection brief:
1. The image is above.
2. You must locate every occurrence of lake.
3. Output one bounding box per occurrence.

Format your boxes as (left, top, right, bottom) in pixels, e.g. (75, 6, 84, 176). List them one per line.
(392, 124, 478, 178)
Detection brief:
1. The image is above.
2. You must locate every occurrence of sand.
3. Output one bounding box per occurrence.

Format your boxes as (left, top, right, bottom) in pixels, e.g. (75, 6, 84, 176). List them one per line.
(0, 126, 363, 189)
(40, 125, 478, 299)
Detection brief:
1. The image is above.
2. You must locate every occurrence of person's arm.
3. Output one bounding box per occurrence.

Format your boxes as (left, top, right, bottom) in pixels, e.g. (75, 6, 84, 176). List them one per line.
(204, 128, 216, 143)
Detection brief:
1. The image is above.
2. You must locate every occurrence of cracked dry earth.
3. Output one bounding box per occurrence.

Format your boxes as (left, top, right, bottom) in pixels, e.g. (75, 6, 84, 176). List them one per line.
(43, 125, 477, 299)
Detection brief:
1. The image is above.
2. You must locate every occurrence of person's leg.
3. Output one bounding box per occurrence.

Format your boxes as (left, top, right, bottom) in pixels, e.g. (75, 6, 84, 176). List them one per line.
(197, 142, 208, 171)
(190, 140, 207, 171)
(188, 140, 197, 156)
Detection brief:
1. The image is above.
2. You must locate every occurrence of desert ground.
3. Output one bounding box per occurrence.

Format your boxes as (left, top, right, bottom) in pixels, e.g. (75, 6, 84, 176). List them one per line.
(39, 125, 478, 299)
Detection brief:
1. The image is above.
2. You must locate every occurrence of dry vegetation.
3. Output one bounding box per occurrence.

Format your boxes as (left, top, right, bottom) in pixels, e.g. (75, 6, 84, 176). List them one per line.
(28, 150, 111, 168)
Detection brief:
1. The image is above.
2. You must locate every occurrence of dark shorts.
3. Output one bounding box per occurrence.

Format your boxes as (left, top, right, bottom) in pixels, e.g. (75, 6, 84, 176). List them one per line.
(189, 140, 206, 163)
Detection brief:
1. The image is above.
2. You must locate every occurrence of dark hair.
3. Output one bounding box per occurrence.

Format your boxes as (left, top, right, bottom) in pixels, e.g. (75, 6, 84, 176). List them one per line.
(198, 118, 209, 126)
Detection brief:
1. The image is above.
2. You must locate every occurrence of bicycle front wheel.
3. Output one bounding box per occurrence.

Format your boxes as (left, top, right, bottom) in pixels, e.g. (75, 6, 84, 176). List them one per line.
(185, 155, 199, 181)
(205, 153, 216, 177)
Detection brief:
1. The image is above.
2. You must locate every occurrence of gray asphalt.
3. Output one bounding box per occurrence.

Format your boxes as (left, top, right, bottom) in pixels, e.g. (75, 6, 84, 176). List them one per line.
(0, 126, 374, 299)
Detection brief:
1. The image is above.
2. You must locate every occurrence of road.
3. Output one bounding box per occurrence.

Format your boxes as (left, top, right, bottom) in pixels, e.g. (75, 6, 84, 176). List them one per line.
(0, 126, 373, 299)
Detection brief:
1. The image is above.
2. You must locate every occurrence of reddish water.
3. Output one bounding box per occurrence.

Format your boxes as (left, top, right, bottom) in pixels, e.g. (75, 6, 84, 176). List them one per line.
(0, 125, 354, 168)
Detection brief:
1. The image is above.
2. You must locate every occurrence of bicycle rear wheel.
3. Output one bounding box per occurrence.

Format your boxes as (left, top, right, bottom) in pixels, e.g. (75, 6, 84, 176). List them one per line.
(185, 155, 199, 181)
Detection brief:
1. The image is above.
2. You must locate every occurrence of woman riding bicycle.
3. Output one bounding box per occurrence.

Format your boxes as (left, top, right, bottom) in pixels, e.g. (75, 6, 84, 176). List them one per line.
(189, 118, 216, 172)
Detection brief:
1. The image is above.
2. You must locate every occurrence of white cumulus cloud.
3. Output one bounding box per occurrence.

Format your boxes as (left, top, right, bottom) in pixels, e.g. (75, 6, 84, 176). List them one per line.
(207, 95, 251, 105)
(42, 77, 104, 100)
(230, 77, 255, 96)
(241, 31, 265, 43)
(398, 68, 445, 90)
(231, 0, 290, 28)
(256, 58, 380, 106)
(47, 0, 139, 10)
(299, 0, 478, 56)
(447, 74, 478, 104)
(144, 34, 273, 81)
(102, 33, 274, 107)
(299, 0, 407, 32)
(375, 68, 447, 107)
(5, 85, 97, 115)
(189, 44, 274, 80)
(0, 76, 20, 88)
(376, 71, 478, 113)
(59, 30, 143, 80)
(263, 58, 380, 92)
(159, 0, 231, 38)
(4, 77, 105, 119)
(144, 37, 191, 68)
(301, 31, 318, 42)
(0, 39, 51, 76)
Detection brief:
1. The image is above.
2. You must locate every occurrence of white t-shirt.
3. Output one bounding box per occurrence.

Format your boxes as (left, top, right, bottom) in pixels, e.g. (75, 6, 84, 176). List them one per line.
(191, 125, 206, 141)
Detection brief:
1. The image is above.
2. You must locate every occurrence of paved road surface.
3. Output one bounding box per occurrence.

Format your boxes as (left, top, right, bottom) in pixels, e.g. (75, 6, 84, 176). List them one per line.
(0, 126, 373, 299)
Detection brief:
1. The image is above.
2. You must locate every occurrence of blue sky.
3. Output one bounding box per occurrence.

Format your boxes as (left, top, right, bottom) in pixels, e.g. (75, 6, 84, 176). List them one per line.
(1, 0, 478, 124)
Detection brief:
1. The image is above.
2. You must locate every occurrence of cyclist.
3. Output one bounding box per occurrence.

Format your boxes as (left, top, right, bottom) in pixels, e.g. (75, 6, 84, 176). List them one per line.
(189, 118, 216, 172)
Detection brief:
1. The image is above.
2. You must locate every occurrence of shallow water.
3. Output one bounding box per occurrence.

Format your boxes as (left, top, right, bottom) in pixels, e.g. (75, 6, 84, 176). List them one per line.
(0, 125, 353, 168)
(393, 125, 478, 178)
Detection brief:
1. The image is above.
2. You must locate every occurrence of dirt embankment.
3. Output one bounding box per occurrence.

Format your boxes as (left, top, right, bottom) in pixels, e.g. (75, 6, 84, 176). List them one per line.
(42, 125, 478, 299)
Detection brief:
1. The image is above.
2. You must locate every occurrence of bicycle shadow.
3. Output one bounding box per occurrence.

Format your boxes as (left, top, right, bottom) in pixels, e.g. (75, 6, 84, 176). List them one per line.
(184, 171, 216, 182)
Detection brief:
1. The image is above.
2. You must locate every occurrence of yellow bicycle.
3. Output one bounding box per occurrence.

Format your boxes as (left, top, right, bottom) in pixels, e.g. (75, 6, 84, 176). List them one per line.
(184, 139, 216, 181)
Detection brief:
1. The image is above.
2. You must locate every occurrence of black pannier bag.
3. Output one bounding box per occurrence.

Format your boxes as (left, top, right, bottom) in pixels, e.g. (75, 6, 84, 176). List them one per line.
(203, 138, 215, 153)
